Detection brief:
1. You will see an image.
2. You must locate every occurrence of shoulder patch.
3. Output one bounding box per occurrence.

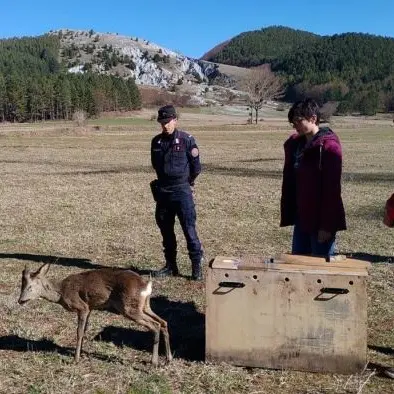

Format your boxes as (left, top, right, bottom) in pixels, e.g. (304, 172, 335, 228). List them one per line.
(191, 147, 199, 157)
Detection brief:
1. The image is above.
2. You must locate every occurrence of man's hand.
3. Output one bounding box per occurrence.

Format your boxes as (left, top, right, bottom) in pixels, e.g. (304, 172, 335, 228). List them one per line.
(318, 230, 332, 243)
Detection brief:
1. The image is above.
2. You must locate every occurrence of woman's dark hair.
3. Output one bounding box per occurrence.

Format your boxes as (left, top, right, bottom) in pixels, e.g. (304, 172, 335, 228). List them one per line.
(288, 99, 321, 125)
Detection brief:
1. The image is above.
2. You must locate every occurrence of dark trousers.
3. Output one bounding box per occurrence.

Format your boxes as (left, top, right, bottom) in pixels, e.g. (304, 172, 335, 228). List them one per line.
(155, 188, 202, 265)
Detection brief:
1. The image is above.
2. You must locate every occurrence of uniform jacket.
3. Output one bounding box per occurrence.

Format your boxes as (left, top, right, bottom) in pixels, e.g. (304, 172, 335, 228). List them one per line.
(151, 129, 201, 188)
(280, 127, 346, 234)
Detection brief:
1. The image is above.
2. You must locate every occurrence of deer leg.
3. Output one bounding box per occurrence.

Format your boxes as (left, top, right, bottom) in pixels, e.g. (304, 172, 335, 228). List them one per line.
(125, 311, 161, 366)
(160, 322, 172, 363)
(144, 297, 172, 363)
(83, 311, 91, 340)
(75, 309, 89, 363)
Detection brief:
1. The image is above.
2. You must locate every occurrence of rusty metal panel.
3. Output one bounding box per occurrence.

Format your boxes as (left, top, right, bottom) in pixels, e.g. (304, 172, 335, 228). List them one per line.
(206, 255, 369, 374)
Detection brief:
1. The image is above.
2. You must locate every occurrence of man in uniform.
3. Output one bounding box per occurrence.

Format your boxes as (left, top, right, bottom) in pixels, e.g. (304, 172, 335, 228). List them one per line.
(150, 104, 203, 280)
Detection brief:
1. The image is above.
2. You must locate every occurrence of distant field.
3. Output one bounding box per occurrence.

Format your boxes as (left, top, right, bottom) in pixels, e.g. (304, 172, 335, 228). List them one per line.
(89, 117, 155, 126)
(0, 112, 393, 393)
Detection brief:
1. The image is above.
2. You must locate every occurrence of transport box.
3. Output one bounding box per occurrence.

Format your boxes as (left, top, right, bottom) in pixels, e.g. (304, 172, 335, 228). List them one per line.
(205, 254, 371, 374)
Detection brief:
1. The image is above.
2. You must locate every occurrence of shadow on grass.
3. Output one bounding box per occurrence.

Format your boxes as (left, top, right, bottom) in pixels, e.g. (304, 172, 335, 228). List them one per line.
(367, 362, 394, 379)
(342, 172, 394, 184)
(0, 335, 128, 364)
(368, 345, 394, 356)
(203, 164, 394, 183)
(345, 252, 393, 263)
(22, 159, 394, 184)
(0, 253, 106, 269)
(41, 165, 152, 177)
(237, 158, 281, 163)
(0, 253, 180, 275)
(94, 295, 205, 362)
(350, 204, 385, 221)
(0, 335, 73, 356)
(126, 264, 190, 279)
(203, 164, 282, 179)
(49, 166, 152, 176)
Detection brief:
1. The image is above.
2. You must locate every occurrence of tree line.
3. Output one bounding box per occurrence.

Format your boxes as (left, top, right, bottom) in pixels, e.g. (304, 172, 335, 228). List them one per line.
(0, 35, 141, 122)
(206, 26, 394, 115)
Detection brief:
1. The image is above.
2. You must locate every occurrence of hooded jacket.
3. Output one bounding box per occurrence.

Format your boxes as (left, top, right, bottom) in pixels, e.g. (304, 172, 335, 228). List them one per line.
(280, 127, 346, 234)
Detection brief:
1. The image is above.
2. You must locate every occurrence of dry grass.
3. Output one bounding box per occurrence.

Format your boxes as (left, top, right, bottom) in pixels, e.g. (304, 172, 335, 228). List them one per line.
(0, 113, 394, 393)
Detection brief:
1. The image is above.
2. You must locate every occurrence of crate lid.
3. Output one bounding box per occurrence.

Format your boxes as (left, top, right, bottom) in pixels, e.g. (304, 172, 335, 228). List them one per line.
(210, 254, 371, 276)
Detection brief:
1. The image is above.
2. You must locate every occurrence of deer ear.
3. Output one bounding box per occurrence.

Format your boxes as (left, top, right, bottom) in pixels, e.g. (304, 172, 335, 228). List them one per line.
(22, 265, 31, 277)
(36, 263, 51, 277)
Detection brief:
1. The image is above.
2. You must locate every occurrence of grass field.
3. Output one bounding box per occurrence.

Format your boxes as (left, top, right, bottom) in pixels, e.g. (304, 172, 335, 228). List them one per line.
(0, 111, 393, 393)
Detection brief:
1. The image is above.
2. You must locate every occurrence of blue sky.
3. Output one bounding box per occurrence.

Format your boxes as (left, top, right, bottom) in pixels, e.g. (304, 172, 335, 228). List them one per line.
(2, 0, 394, 59)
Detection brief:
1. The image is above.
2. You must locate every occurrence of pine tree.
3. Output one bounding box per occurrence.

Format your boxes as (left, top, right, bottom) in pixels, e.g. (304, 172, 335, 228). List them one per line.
(0, 73, 6, 121)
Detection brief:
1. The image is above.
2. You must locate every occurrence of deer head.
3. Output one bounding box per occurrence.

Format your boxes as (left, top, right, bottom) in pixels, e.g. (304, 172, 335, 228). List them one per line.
(18, 263, 51, 304)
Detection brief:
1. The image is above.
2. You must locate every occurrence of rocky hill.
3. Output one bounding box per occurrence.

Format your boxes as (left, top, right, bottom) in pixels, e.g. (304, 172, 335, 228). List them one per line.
(52, 29, 250, 106)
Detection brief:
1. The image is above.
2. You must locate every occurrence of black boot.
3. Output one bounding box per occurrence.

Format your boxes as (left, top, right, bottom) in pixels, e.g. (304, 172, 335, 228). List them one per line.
(191, 259, 203, 281)
(191, 266, 202, 281)
(152, 262, 179, 278)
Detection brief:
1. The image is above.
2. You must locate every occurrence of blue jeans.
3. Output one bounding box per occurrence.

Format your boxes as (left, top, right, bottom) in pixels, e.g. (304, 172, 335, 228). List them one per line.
(292, 224, 336, 256)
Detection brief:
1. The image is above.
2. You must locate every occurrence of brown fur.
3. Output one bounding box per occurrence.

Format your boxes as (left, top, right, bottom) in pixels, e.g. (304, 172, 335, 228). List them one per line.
(18, 264, 172, 365)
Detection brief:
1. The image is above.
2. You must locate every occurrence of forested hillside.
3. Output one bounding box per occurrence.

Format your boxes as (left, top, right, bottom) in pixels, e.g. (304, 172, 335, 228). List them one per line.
(204, 26, 319, 67)
(273, 33, 394, 114)
(0, 35, 141, 122)
(205, 26, 394, 114)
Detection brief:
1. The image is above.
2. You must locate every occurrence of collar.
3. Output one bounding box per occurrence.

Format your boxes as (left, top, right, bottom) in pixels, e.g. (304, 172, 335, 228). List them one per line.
(161, 128, 178, 140)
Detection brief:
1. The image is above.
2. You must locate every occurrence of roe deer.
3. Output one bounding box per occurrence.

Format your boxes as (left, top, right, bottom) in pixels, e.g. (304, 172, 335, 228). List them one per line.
(18, 263, 172, 365)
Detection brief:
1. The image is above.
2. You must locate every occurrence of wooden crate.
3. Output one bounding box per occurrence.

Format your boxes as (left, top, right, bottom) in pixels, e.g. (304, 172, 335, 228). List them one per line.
(205, 254, 371, 374)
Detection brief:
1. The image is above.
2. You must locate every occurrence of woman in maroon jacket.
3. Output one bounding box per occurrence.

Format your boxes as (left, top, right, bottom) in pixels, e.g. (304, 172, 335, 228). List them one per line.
(280, 99, 346, 256)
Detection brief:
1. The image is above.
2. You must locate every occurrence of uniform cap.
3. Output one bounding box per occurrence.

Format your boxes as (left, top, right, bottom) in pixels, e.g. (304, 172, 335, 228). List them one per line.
(157, 105, 177, 123)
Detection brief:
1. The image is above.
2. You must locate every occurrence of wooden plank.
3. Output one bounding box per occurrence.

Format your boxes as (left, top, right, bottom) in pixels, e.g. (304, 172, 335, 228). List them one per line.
(277, 254, 371, 270)
(210, 256, 241, 270)
(211, 256, 370, 275)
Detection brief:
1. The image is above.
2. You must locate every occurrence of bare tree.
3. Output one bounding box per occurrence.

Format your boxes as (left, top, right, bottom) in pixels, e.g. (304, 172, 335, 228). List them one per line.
(320, 101, 339, 123)
(242, 65, 285, 124)
(72, 110, 87, 127)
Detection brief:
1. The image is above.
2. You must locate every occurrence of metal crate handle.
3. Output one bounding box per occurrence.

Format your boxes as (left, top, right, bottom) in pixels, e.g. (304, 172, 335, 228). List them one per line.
(320, 287, 349, 295)
(218, 281, 245, 288)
